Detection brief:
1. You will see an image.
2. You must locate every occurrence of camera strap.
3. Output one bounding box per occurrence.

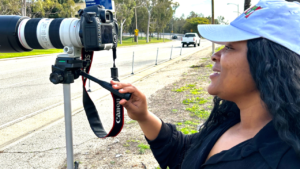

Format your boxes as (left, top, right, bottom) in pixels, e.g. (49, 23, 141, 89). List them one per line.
(81, 49, 124, 138)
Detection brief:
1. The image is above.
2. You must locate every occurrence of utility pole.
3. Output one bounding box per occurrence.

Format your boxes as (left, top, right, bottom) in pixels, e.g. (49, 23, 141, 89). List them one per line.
(212, 0, 215, 54)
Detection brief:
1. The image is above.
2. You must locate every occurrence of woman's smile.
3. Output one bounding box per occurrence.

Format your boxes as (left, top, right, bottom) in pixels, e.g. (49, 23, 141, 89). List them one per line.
(209, 70, 221, 79)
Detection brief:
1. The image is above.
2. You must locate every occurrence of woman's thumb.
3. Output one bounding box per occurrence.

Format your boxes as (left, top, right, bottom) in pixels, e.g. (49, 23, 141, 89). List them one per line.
(119, 99, 135, 111)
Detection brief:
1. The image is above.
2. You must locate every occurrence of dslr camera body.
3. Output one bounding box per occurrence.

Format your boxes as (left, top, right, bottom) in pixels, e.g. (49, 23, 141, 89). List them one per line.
(79, 5, 118, 51)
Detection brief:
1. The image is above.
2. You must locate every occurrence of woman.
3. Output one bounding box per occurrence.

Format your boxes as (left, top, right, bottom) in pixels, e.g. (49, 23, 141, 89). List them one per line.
(111, 0, 300, 168)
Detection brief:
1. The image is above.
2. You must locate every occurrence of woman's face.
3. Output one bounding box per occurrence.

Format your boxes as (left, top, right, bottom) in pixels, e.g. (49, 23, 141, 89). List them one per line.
(208, 41, 258, 102)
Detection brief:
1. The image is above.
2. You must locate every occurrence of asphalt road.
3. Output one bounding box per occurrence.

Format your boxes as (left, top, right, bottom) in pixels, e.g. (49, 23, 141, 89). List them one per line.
(0, 39, 211, 128)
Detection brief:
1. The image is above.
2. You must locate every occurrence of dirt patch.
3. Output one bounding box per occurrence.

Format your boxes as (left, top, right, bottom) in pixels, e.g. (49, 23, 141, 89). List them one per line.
(59, 50, 214, 169)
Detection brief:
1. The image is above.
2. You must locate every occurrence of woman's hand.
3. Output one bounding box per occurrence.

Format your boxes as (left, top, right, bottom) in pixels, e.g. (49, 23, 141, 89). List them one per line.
(111, 81, 149, 122)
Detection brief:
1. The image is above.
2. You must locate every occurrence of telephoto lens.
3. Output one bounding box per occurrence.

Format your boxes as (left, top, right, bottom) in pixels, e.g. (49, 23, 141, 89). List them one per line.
(0, 15, 83, 53)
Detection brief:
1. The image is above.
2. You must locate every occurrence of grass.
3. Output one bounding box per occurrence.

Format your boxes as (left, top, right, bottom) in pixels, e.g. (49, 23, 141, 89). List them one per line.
(118, 36, 171, 47)
(182, 97, 208, 105)
(176, 120, 199, 135)
(172, 84, 196, 92)
(0, 49, 64, 59)
(137, 143, 150, 154)
(0, 36, 171, 59)
(126, 120, 137, 124)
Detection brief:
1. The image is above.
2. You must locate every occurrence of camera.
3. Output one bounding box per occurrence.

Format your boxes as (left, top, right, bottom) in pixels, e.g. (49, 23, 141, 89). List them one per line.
(0, 5, 118, 53)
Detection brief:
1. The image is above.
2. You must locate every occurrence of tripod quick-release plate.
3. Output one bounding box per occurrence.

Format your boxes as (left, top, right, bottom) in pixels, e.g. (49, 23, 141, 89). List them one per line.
(50, 56, 83, 84)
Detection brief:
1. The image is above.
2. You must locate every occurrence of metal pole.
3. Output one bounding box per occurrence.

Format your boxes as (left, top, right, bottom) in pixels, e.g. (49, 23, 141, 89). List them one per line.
(170, 45, 173, 60)
(63, 84, 74, 169)
(156, 48, 159, 65)
(180, 45, 182, 56)
(87, 79, 91, 92)
(131, 52, 134, 75)
(237, 4, 240, 17)
(163, 28, 165, 42)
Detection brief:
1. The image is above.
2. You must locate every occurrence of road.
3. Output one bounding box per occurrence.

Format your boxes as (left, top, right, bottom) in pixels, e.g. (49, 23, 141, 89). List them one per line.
(0, 39, 211, 129)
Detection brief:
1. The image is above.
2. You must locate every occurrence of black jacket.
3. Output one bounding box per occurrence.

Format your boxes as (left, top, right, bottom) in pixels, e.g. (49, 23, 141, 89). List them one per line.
(146, 118, 300, 169)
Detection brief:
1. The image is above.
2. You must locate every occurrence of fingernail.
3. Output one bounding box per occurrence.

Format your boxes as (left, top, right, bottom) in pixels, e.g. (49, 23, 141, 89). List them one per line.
(114, 85, 118, 87)
(119, 89, 123, 91)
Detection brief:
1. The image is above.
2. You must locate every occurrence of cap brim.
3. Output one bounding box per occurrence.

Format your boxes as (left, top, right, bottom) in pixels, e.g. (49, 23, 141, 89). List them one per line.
(198, 24, 260, 44)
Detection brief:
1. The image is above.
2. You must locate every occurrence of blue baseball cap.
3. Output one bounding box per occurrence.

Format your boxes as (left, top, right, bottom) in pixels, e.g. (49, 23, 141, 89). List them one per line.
(198, 0, 300, 55)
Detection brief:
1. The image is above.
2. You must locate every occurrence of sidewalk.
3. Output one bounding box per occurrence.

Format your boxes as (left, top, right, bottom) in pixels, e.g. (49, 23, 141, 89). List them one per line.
(0, 46, 213, 169)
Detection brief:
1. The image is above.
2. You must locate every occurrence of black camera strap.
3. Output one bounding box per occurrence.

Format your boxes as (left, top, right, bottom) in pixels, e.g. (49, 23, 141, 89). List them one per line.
(81, 49, 124, 138)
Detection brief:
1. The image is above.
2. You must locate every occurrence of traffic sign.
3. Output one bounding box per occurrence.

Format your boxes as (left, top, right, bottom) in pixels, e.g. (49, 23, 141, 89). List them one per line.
(85, 0, 113, 9)
(134, 29, 139, 36)
(191, 29, 193, 32)
(171, 31, 173, 33)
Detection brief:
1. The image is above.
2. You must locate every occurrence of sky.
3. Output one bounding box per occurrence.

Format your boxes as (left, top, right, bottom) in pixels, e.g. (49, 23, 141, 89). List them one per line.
(174, 0, 260, 23)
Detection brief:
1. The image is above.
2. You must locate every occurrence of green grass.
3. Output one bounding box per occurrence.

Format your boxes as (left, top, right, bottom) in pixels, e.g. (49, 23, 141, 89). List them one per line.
(182, 97, 208, 105)
(186, 105, 210, 119)
(0, 49, 64, 59)
(172, 84, 196, 92)
(118, 36, 171, 47)
(172, 109, 178, 113)
(137, 143, 150, 154)
(0, 37, 170, 59)
(176, 120, 199, 135)
(126, 120, 137, 124)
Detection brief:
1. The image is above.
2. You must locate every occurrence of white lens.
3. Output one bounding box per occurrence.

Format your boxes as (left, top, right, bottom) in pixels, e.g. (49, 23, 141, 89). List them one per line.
(18, 18, 32, 50)
(60, 18, 83, 48)
(36, 18, 55, 49)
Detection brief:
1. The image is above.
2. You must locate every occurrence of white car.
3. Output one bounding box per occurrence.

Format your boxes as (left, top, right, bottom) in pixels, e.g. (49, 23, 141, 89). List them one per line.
(181, 33, 200, 47)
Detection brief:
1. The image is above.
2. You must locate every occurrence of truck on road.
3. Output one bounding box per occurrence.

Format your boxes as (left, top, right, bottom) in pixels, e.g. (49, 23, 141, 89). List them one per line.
(181, 33, 200, 47)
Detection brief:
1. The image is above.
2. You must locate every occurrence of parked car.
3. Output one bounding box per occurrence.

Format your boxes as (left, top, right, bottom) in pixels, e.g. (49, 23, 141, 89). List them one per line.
(181, 33, 200, 47)
(172, 35, 178, 39)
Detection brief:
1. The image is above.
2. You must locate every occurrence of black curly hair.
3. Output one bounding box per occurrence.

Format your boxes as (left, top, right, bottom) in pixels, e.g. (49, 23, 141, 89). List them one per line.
(189, 38, 300, 157)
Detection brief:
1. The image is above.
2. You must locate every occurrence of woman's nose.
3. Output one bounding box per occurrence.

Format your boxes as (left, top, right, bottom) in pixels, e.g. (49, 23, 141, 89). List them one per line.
(211, 52, 220, 62)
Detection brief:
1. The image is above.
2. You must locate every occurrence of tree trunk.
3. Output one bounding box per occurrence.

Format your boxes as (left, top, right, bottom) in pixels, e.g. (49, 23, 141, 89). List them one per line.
(120, 23, 123, 44)
(146, 10, 150, 43)
(244, 0, 251, 10)
(21, 0, 26, 16)
(120, 19, 126, 44)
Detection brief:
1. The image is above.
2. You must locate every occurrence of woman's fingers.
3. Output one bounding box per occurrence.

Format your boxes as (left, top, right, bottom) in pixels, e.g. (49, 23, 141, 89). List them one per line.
(111, 81, 132, 90)
(118, 86, 137, 94)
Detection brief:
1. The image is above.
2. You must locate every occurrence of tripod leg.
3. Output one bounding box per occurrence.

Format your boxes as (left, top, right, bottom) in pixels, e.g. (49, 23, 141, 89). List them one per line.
(63, 84, 74, 169)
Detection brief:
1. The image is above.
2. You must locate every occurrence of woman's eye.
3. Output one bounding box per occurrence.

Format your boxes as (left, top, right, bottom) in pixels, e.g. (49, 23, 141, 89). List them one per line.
(225, 46, 232, 50)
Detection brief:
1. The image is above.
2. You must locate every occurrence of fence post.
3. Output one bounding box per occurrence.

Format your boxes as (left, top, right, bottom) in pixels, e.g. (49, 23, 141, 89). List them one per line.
(180, 45, 182, 56)
(155, 48, 159, 65)
(131, 52, 135, 75)
(170, 45, 173, 60)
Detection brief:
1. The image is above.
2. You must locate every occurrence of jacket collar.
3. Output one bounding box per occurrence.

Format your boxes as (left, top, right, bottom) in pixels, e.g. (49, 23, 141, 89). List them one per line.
(253, 121, 290, 169)
(204, 120, 290, 169)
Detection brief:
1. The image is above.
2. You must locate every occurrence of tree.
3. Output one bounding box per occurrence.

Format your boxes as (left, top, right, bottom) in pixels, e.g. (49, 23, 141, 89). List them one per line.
(206, 16, 220, 24)
(244, 0, 251, 10)
(30, 0, 79, 18)
(0, 0, 22, 15)
(152, 0, 174, 40)
(187, 11, 204, 19)
(115, 0, 135, 44)
(140, 0, 154, 43)
(183, 17, 210, 34)
(217, 16, 228, 25)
